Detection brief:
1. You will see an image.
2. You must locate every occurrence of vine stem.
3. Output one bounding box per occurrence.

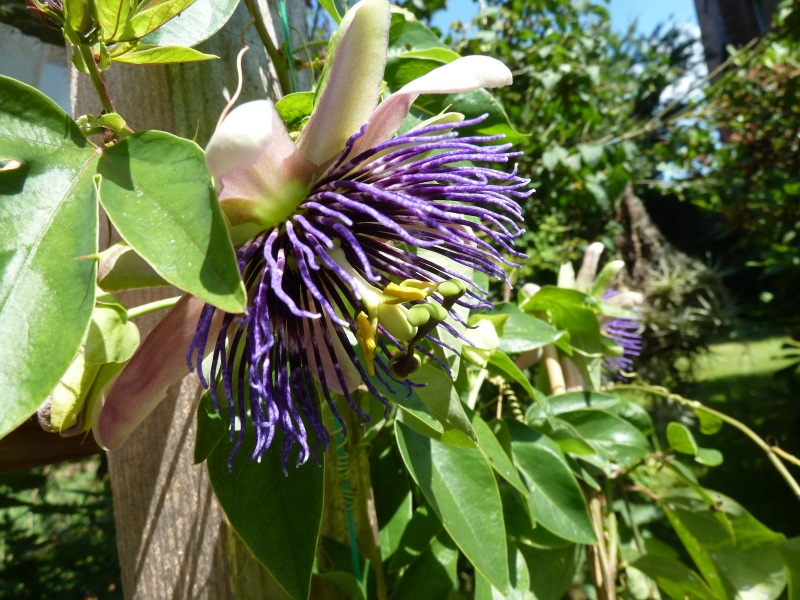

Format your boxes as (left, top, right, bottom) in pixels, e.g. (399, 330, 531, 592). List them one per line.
(127, 296, 182, 320)
(77, 44, 116, 115)
(543, 344, 566, 395)
(243, 0, 292, 96)
(611, 384, 800, 502)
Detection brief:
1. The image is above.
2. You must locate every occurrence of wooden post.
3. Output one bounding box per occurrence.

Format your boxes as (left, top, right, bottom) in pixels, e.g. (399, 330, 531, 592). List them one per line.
(70, 2, 307, 596)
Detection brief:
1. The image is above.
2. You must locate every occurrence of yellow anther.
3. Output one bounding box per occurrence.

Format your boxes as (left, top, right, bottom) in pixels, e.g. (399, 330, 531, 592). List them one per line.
(399, 279, 439, 292)
(384, 282, 435, 302)
(355, 311, 377, 375)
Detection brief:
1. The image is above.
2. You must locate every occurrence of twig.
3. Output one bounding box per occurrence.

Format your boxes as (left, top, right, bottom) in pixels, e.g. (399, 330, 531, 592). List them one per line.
(612, 384, 800, 502)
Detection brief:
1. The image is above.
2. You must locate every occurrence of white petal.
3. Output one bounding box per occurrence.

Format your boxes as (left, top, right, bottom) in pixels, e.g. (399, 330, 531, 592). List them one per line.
(576, 242, 606, 291)
(205, 100, 275, 183)
(352, 56, 512, 154)
(296, 0, 390, 166)
(206, 100, 315, 226)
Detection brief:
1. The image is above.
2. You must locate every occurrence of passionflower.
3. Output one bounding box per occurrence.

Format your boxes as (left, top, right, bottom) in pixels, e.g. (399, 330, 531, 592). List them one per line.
(94, 0, 530, 469)
(575, 242, 643, 381)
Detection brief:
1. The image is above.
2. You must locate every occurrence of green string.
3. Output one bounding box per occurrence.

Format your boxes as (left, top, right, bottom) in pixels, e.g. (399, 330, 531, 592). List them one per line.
(277, 0, 297, 93)
(334, 426, 362, 582)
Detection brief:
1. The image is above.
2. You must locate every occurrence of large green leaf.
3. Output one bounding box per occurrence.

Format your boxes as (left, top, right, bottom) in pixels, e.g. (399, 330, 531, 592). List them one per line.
(474, 544, 534, 600)
(409, 363, 476, 444)
(388, 504, 442, 574)
(120, 0, 197, 41)
(492, 302, 566, 354)
(520, 543, 579, 600)
(370, 443, 413, 563)
(207, 420, 323, 600)
(112, 45, 217, 64)
(557, 409, 650, 468)
(141, 0, 239, 47)
(505, 420, 596, 544)
(780, 538, 800, 600)
(395, 421, 510, 592)
(633, 554, 718, 600)
(392, 531, 459, 600)
(466, 407, 528, 497)
(0, 76, 98, 439)
(659, 489, 787, 600)
(97, 131, 245, 313)
(97, 0, 134, 41)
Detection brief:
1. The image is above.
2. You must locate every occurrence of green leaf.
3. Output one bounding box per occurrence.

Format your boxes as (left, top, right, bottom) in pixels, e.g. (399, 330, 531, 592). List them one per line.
(558, 409, 649, 468)
(315, 571, 365, 600)
(65, 0, 91, 34)
(97, 130, 246, 313)
(194, 391, 226, 464)
(316, 0, 341, 24)
(388, 504, 442, 573)
(98, 243, 170, 291)
(632, 554, 718, 600)
(505, 420, 596, 544)
(667, 421, 699, 455)
(141, 0, 239, 46)
(97, 0, 134, 41)
(520, 543, 579, 599)
(693, 408, 724, 435)
(487, 350, 547, 409)
(121, 0, 197, 41)
(542, 146, 568, 171)
(659, 489, 787, 600)
(526, 390, 619, 423)
(492, 302, 566, 354)
(667, 422, 724, 466)
(578, 143, 604, 168)
(208, 421, 323, 600)
(392, 531, 459, 600)
(388, 20, 451, 57)
(112, 45, 217, 64)
(275, 92, 315, 133)
(0, 76, 98, 439)
(779, 538, 800, 600)
(475, 544, 535, 600)
(409, 363, 476, 444)
(466, 407, 528, 498)
(395, 421, 510, 592)
(413, 89, 527, 144)
(84, 302, 140, 364)
(370, 444, 413, 562)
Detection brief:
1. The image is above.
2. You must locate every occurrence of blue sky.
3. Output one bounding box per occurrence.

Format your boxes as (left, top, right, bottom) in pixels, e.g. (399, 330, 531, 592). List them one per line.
(433, 0, 698, 34)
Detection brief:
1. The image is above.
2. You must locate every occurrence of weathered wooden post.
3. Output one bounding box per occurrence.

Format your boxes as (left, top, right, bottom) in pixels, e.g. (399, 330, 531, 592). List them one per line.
(70, 2, 306, 596)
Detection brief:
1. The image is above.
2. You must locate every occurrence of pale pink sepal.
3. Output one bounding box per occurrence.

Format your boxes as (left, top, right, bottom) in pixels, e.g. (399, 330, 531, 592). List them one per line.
(304, 305, 362, 394)
(352, 55, 513, 155)
(93, 295, 222, 451)
(576, 242, 605, 292)
(205, 100, 315, 226)
(295, 0, 390, 166)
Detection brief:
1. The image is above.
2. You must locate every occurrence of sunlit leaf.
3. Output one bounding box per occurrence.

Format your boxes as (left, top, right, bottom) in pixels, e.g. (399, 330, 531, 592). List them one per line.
(395, 421, 510, 592)
(0, 76, 98, 439)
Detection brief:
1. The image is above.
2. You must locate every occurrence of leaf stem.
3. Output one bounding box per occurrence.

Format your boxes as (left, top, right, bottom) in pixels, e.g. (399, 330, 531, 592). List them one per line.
(612, 383, 800, 502)
(77, 44, 117, 115)
(127, 296, 182, 320)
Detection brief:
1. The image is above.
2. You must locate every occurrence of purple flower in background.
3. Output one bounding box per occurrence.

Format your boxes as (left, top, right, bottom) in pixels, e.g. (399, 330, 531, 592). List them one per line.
(575, 242, 643, 381)
(601, 290, 643, 380)
(94, 0, 529, 469)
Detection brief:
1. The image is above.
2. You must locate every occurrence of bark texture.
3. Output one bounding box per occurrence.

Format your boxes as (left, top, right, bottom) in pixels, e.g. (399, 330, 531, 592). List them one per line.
(70, 1, 307, 596)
